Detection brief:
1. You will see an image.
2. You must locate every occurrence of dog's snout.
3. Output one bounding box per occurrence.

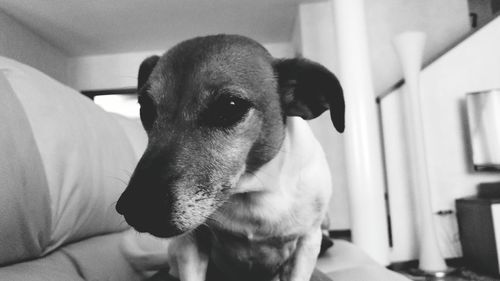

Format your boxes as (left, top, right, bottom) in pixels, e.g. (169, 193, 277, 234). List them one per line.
(116, 143, 232, 238)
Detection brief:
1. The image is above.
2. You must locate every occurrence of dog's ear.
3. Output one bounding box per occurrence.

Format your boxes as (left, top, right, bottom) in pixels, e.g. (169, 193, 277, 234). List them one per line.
(274, 58, 345, 133)
(138, 55, 160, 90)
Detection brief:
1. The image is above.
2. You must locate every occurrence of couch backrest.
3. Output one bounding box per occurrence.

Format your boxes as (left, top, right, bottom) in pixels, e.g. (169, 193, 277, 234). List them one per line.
(0, 57, 147, 266)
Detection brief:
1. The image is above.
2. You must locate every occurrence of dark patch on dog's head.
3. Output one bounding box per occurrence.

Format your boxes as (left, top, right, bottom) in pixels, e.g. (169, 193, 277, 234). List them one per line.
(116, 34, 344, 238)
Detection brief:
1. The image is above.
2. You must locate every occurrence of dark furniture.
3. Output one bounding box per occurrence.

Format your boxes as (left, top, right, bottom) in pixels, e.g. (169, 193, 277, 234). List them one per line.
(456, 197, 500, 277)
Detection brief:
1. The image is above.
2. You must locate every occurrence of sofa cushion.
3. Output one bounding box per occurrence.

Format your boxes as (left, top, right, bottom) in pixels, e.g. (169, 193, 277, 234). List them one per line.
(326, 265, 410, 281)
(60, 232, 145, 281)
(111, 113, 148, 160)
(0, 250, 84, 281)
(0, 56, 147, 260)
(0, 72, 51, 265)
(318, 240, 410, 281)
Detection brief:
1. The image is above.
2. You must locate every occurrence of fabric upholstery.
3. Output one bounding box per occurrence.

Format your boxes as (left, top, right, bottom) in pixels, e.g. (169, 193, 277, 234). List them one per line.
(319, 240, 410, 281)
(0, 71, 51, 265)
(0, 250, 84, 281)
(0, 232, 144, 281)
(316, 240, 379, 273)
(327, 265, 409, 281)
(57, 232, 144, 281)
(111, 113, 148, 160)
(0, 56, 147, 261)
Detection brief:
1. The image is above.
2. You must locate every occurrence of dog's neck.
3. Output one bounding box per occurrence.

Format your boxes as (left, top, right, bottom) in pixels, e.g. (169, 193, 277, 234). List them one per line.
(235, 117, 328, 195)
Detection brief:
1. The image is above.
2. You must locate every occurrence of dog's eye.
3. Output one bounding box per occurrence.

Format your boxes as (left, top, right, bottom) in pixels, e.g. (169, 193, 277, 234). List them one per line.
(138, 95, 157, 131)
(203, 96, 252, 128)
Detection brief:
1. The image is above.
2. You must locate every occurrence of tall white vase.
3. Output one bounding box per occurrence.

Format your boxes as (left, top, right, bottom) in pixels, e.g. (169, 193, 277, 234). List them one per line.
(393, 32, 448, 273)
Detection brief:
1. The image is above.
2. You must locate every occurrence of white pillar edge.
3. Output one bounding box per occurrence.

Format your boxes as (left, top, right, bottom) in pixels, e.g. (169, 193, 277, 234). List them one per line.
(330, 0, 390, 264)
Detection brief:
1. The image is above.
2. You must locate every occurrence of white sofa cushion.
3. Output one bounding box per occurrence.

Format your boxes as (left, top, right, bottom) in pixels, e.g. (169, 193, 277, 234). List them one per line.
(0, 70, 51, 265)
(0, 56, 147, 260)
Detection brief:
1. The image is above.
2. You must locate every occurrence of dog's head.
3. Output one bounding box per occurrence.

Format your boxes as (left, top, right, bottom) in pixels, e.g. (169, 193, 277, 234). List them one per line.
(116, 34, 344, 237)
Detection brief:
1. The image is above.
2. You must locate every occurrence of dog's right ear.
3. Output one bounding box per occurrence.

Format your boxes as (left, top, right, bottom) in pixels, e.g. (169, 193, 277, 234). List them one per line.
(138, 55, 160, 90)
(274, 58, 345, 133)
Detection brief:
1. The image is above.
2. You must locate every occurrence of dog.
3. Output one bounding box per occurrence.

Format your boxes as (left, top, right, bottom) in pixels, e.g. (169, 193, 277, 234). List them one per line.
(116, 34, 344, 281)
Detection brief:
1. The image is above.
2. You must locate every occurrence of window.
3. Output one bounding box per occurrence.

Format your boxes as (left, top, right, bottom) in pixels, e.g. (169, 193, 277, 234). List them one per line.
(82, 88, 139, 119)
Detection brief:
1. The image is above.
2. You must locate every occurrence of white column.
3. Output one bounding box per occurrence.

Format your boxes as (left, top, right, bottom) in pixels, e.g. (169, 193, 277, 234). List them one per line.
(331, 0, 390, 264)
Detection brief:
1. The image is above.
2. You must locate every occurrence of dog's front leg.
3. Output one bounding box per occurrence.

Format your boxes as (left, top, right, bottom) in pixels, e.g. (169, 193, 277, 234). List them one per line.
(167, 232, 209, 281)
(280, 227, 322, 281)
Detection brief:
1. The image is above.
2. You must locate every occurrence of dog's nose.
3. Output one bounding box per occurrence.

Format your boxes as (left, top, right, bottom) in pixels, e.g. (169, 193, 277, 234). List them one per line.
(117, 202, 184, 238)
(116, 193, 154, 229)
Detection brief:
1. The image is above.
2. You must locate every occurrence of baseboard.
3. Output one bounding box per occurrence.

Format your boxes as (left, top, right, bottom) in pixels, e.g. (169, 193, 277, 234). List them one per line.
(328, 230, 351, 241)
(388, 257, 464, 271)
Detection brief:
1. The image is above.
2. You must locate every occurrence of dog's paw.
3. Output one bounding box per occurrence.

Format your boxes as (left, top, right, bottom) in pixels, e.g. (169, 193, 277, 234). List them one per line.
(167, 232, 209, 281)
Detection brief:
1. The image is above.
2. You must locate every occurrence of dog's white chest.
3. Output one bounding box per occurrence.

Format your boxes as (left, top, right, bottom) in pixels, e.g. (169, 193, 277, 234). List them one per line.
(208, 118, 332, 280)
(213, 117, 332, 239)
(217, 191, 296, 238)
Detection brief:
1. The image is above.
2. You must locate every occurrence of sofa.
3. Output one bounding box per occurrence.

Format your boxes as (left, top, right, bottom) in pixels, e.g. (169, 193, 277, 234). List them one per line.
(0, 56, 410, 281)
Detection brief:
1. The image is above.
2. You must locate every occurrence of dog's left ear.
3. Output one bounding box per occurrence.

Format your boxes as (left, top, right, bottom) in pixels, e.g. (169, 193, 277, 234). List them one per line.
(274, 58, 345, 133)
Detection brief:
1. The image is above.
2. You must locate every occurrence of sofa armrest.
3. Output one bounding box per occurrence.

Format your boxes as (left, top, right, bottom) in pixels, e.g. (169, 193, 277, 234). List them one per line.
(318, 240, 411, 281)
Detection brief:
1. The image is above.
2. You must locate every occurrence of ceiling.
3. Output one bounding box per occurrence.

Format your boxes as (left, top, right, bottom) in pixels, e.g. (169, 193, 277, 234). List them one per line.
(0, 0, 317, 56)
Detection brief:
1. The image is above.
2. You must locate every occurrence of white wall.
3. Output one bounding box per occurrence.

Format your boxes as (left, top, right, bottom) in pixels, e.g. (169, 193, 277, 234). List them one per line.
(0, 9, 68, 84)
(68, 50, 161, 91)
(366, 0, 471, 95)
(68, 42, 293, 91)
(380, 17, 500, 261)
(264, 42, 294, 59)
